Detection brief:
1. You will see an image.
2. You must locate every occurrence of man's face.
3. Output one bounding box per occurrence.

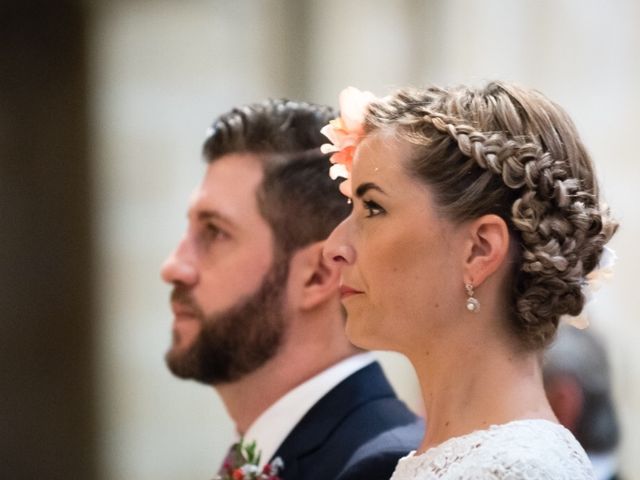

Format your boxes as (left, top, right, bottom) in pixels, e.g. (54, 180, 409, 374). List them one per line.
(161, 154, 289, 384)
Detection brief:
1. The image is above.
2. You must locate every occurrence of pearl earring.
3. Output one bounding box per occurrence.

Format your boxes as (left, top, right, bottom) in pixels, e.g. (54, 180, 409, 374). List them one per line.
(465, 283, 480, 313)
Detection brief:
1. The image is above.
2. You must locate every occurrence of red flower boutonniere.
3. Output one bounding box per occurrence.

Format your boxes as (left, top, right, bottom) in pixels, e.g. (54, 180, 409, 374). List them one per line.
(215, 440, 284, 480)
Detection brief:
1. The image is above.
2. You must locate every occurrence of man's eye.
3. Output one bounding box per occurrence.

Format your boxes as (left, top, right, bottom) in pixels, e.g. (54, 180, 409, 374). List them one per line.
(204, 224, 228, 241)
(363, 200, 385, 218)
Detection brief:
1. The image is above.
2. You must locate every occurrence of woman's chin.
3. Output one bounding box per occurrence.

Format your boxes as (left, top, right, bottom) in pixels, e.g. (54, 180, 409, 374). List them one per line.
(345, 314, 386, 351)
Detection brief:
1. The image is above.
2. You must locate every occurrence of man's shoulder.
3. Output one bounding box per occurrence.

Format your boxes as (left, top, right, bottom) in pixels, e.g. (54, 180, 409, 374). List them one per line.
(335, 419, 424, 480)
(307, 360, 421, 440)
(274, 361, 423, 480)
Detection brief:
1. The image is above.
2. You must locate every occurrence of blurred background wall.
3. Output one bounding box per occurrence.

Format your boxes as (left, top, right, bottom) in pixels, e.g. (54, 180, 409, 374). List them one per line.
(2, 1, 638, 479)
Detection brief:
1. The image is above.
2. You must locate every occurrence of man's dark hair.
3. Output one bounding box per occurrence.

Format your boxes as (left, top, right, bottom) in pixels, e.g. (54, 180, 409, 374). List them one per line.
(203, 99, 350, 254)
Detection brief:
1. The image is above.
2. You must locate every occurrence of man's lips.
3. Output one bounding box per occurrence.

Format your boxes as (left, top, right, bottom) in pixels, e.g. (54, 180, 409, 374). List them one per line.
(340, 285, 363, 299)
(170, 303, 199, 320)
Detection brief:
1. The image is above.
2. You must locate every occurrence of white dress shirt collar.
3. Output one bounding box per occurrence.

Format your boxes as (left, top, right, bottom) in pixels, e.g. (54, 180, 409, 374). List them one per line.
(241, 352, 376, 466)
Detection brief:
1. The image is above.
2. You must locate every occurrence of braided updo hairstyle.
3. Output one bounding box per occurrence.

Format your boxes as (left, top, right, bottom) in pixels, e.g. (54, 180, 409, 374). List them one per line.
(365, 82, 617, 350)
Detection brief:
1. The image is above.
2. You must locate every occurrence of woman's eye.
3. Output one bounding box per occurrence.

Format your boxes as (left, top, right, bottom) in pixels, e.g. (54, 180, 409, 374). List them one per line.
(363, 200, 385, 217)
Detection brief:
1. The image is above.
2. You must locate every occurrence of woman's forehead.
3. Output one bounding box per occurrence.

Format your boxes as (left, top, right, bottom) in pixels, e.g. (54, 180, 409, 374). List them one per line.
(353, 132, 415, 184)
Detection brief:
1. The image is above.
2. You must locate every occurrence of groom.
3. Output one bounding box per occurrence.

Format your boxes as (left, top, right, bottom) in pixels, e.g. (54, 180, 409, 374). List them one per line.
(161, 99, 423, 479)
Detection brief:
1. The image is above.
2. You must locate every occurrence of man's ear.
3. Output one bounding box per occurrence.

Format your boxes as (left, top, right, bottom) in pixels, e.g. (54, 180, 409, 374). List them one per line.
(462, 214, 510, 287)
(289, 241, 341, 311)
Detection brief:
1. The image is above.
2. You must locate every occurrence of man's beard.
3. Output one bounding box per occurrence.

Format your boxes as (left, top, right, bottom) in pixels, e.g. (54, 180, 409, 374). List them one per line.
(165, 257, 289, 385)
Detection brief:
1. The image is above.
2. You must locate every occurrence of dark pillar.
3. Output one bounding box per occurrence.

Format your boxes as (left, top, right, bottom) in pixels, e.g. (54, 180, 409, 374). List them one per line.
(0, 2, 97, 479)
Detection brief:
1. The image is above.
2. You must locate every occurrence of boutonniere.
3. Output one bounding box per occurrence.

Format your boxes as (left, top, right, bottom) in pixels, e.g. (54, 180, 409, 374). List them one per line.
(214, 440, 284, 480)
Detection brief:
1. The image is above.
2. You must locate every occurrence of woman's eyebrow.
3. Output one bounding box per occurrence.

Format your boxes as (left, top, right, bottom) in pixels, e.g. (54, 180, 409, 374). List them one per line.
(355, 182, 387, 198)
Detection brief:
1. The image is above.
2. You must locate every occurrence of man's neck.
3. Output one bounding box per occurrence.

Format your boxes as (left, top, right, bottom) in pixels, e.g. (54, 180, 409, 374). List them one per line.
(215, 342, 357, 435)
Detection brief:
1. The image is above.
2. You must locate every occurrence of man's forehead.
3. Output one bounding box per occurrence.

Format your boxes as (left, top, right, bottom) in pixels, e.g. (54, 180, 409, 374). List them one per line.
(187, 186, 243, 224)
(186, 155, 265, 224)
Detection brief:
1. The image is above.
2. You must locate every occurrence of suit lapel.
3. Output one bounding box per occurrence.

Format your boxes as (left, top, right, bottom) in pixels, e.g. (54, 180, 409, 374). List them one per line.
(271, 362, 395, 472)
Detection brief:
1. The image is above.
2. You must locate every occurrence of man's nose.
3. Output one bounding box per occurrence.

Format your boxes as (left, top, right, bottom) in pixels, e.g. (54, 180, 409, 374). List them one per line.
(160, 238, 198, 286)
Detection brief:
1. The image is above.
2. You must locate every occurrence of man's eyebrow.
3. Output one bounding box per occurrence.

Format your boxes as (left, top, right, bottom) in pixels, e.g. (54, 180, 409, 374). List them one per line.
(354, 182, 386, 198)
(193, 209, 236, 228)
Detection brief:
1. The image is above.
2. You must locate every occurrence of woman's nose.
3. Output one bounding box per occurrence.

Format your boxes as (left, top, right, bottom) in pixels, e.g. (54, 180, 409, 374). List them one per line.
(323, 218, 356, 266)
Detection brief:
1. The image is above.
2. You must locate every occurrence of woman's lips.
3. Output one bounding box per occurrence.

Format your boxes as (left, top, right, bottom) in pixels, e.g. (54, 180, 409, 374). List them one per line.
(340, 285, 363, 299)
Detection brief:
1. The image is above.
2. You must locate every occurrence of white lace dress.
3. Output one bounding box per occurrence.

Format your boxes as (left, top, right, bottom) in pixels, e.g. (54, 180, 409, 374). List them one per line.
(390, 419, 595, 479)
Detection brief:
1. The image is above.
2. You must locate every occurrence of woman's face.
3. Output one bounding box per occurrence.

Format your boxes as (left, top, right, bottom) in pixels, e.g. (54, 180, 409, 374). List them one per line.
(325, 131, 467, 352)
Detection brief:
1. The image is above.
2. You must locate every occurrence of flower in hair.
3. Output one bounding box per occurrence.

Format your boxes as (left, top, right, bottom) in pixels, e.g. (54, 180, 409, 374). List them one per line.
(321, 86, 377, 196)
(585, 246, 617, 291)
(561, 246, 617, 329)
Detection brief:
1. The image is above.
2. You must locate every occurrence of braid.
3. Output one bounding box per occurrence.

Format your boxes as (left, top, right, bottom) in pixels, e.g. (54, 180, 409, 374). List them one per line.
(366, 83, 617, 349)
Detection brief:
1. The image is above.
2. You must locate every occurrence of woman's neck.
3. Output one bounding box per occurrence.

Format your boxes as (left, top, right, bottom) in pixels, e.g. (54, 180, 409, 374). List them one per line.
(408, 329, 556, 453)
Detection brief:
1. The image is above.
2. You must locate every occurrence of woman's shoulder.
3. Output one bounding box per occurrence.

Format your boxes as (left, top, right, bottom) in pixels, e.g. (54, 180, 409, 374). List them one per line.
(390, 419, 595, 479)
(476, 419, 595, 477)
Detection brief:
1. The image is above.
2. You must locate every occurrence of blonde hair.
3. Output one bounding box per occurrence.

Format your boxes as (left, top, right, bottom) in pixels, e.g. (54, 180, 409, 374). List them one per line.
(366, 82, 617, 349)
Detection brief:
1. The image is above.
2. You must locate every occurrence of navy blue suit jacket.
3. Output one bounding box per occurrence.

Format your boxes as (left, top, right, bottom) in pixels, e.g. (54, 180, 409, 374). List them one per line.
(271, 361, 424, 480)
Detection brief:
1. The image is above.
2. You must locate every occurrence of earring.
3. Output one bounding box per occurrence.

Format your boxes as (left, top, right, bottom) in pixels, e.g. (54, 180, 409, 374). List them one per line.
(465, 283, 480, 313)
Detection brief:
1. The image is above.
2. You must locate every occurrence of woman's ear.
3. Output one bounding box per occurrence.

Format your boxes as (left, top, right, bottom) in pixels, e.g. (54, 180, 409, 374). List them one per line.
(289, 240, 341, 311)
(462, 214, 510, 287)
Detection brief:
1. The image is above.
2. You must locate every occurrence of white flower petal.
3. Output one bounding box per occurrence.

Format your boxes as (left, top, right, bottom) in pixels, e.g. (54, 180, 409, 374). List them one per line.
(271, 457, 284, 470)
(560, 312, 590, 329)
(329, 163, 349, 180)
(320, 124, 338, 144)
(241, 464, 259, 474)
(321, 143, 339, 154)
(599, 246, 617, 270)
(338, 86, 376, 132)
(586, 246, 617, 291)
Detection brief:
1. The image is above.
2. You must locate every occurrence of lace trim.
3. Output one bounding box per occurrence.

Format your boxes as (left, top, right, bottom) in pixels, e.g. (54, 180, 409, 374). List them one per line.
(390, 419, 595, 479)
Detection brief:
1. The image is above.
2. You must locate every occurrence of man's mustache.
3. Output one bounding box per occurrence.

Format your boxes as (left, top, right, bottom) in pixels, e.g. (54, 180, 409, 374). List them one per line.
(170, 286, 205, 319)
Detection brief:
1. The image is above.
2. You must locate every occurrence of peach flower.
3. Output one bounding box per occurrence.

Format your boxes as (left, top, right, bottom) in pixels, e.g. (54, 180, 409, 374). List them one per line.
(321, 87, 376, 196)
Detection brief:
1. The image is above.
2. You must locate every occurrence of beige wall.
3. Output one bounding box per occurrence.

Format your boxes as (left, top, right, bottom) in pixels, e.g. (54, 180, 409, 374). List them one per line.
(89, 1, 640, 479)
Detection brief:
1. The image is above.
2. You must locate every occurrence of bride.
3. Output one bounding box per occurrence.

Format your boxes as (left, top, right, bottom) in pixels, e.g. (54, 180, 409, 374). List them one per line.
(322, 82, 616, 479)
